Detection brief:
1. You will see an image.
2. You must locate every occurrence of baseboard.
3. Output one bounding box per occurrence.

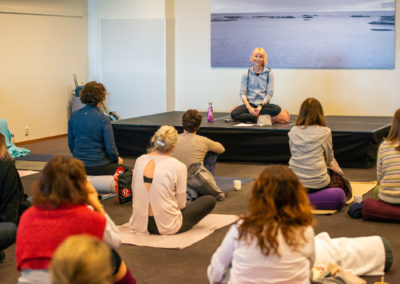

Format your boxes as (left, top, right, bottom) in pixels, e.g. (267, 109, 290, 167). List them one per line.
(15, 133, 67, 146)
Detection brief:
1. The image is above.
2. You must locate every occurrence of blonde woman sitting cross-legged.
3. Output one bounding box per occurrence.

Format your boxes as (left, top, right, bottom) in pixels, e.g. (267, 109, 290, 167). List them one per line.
(129, 125, 216, 235)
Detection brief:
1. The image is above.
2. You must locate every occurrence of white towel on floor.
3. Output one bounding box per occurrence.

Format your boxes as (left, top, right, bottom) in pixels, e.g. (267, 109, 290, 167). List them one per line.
(118, 214, 238, 249)
(315, 232, 385, 276)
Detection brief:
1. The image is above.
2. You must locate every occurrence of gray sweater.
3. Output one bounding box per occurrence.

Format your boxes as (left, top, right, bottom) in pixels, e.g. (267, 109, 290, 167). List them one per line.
(288, 125, 334, 189)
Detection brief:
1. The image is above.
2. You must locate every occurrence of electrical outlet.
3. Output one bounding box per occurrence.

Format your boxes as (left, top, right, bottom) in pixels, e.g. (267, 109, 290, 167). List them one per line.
(25, 126, 29, 136)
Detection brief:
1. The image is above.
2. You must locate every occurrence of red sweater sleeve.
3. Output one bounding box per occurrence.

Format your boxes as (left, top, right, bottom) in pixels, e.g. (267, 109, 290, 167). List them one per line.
(16, 205, 106, 270)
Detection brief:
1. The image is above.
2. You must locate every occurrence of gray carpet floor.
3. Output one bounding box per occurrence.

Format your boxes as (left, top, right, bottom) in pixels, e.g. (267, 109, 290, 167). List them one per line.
(0, 137, 397, 284)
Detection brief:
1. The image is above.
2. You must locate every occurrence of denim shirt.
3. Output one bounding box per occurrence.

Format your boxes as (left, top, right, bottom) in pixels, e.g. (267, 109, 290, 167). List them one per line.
(68, 105, 119, 167)
(239, 65, 274, 106)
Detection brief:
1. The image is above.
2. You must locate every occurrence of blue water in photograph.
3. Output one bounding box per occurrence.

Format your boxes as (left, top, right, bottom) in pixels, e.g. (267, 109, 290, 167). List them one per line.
(211, 11, 395, 69)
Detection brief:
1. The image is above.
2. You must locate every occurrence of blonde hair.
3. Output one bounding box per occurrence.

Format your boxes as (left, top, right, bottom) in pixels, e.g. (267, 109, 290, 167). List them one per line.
(50, 235, 112, 284)
(385, 108, 400, 151)
(250, 47, 268, 65)
(147, 125, 178, 153)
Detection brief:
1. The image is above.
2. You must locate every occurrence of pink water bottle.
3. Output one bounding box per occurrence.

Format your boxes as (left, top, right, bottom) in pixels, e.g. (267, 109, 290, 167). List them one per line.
(208, 102, 214, 122)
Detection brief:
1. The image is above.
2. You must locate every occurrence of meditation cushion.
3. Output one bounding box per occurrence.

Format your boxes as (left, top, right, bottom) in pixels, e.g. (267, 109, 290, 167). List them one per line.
(308, 187, 346, 210)
(362, 198, 400, 223)
(271, 109, 290, 124)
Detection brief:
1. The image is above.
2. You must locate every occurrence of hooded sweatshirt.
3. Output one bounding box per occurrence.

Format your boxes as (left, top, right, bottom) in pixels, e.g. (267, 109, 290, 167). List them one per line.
(288, 125, 334, 189)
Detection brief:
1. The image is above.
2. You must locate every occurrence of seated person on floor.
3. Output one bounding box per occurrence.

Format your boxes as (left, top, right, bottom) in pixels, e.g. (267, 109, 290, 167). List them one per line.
(68, 81, 125, 176)
(314, 232, 392, 278)
(208, 165, 392, 283)
(16, 156, 135, 284)
(51, 234, 136, 284)
(129, 125, 216, 235)
(362, 108, 400, 222)
(288, 98, 351, 210)
(208, 165, 315, 283)
(0, 133, 30, 263)
(172, 109, 226, 201)
(230, 47, 281, 125)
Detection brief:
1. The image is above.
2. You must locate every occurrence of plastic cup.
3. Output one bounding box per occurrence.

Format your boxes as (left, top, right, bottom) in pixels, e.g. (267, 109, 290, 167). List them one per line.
(234, 180, 242, 190)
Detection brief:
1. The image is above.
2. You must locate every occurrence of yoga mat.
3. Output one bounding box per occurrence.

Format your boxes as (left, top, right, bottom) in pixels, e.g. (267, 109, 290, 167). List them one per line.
(18, 170, 39, 177)
(214, 176, 255, 193)
(15, 153, 54, 162)
(312, 181, 377, 215)
(187, 176, 255, 202)
(351, 181, 377, 197)
(118, 214, 238, 249)
(15, 160, 47, 171)
(99, 193, 117, 201)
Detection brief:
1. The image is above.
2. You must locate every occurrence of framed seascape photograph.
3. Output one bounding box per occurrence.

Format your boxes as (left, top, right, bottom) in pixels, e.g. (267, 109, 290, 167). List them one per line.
(211, 0, 395, 69)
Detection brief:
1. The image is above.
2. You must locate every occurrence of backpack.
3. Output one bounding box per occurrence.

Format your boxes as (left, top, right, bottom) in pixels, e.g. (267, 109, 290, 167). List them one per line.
(114, 167, 133, 204)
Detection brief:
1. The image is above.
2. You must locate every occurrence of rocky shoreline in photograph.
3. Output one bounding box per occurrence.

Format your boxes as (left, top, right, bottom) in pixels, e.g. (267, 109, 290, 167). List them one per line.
(211, 13, 395, 26)
(369, 15, 395, 25)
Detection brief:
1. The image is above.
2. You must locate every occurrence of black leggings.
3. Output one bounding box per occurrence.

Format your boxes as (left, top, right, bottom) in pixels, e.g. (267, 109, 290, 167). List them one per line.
(111, 249, 122, 275)
(147, 195, 216, 234)
(231, 103, 281, 123)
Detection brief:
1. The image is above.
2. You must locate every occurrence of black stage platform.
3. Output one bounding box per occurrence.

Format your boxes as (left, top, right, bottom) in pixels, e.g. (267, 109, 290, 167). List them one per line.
(112, 111, 392, 168)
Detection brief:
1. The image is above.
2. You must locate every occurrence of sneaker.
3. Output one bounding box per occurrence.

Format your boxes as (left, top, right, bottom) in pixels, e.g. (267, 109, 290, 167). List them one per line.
(257, 114, 272, 126)
(216, 193, 226, 201)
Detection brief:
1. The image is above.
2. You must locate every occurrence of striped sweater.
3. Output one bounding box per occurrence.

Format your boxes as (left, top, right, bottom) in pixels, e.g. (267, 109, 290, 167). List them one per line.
(377, 140, 400, 203)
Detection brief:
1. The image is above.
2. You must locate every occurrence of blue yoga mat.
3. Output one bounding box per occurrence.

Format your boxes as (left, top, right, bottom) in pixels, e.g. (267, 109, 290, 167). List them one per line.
(187, 176, 255, 202)
(214, 176, 255, 193)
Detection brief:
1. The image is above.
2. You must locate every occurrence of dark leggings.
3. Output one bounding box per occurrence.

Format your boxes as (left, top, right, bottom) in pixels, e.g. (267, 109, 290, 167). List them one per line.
(147, 195, 216, 234)
(0, 222, 17, 250)
(231, 103, 281, 123)
(111, 250, 137, 284)
(111, 249, 122, 275)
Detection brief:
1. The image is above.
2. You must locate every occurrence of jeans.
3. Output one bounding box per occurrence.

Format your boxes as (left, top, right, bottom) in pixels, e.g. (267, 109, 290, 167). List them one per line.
(203, 152, 218, 175)
(0, 222, 17, 250)
(231, 103, 281, 123)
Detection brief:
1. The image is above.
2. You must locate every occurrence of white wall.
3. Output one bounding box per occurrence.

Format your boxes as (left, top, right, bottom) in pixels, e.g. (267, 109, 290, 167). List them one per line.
(174, 0, 400, 115)
(0, 0, 88, 142)
(90, 0, 168, 119)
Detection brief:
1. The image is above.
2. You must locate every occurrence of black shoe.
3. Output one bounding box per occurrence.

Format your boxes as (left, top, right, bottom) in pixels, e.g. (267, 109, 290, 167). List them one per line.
(0, 250, 5, 263)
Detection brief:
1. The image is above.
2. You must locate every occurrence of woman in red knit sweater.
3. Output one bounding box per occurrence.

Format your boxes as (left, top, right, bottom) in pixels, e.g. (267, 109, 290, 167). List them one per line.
(16, 156, 135, 284)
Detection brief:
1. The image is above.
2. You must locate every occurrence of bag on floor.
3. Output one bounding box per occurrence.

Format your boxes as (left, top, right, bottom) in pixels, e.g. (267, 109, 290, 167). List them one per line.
(271, 109, 290, 124)
(328, 168, 352, 201)
(187, 163, 225, 200)
(114, 166, 133, 204)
